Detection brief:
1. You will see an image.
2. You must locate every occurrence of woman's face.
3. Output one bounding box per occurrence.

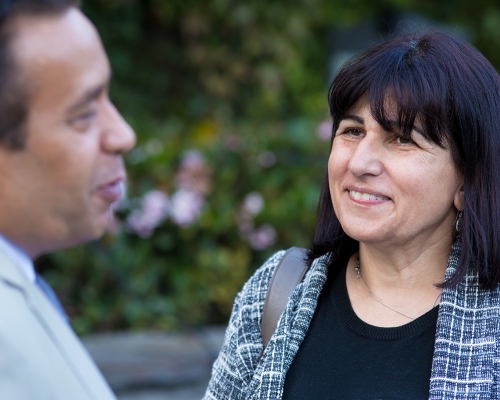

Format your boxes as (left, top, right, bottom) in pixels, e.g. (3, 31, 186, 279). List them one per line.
(328, 97, 463, 249)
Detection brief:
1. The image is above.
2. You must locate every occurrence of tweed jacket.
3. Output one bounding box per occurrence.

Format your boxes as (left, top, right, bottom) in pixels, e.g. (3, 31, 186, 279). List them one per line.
(204, 240, 500, 399)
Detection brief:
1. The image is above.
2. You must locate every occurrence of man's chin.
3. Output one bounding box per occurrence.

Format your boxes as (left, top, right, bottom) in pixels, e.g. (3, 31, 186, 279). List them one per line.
(99, 208, 120, 235)
(73, 214, 112, 245)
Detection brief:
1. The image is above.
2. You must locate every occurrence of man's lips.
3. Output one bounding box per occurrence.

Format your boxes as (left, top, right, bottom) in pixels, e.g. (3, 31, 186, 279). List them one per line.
(96, 179, 125, 202)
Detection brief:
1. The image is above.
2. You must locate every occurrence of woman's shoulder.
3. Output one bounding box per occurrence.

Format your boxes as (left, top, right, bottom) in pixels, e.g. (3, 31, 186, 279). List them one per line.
(204, 249, 330, 397)
(236, 248, 331, 308)
(205, 250, 288, 390)
(237, 250, 287, 305)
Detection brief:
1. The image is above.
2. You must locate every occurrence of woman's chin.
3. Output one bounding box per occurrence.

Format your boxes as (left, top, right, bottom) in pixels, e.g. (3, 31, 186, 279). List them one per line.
(340, 218, 392, 244)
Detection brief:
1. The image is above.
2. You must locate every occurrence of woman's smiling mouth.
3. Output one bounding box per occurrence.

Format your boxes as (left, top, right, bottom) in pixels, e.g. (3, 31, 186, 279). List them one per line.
(349, 189, 390, 201)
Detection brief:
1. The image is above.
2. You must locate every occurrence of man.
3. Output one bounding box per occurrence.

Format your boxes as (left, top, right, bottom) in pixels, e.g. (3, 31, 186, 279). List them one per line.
(0, 0, 136, 398)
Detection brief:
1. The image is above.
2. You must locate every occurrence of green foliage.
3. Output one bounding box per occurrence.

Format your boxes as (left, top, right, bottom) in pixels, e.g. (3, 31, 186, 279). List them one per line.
(38, 122, 327, 334)
(35, 0, 500, 335)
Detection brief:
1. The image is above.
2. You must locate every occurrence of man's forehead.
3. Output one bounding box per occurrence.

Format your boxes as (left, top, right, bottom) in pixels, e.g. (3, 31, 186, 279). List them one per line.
(9, 8, 110, 106)
(11, 9, 101, 65)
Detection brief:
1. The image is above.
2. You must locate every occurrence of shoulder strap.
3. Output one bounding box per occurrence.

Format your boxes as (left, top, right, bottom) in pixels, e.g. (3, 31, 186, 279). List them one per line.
(261, 247, 309, 350)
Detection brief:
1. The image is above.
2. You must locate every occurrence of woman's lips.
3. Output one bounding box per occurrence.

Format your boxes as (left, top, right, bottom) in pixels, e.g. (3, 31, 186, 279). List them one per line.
(348, 189, 390, 202)
(96, 180, 124, 202)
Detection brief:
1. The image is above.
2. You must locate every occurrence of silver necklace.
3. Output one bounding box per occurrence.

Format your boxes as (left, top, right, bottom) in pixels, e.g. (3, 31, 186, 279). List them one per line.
(355, 257, 442, 321)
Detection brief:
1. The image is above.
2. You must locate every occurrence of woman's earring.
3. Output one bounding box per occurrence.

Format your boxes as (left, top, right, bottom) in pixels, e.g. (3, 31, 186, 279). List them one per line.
(455, 211, 463, 233)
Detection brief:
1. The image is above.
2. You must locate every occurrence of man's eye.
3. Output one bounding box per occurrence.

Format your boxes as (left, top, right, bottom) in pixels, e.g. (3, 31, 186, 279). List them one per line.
(68, 110, 97, 131)
(75, 111, 97, 121)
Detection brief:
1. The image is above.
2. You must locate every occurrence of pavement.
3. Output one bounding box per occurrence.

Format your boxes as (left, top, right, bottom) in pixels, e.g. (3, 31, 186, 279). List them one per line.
(82, 326, 226, 400)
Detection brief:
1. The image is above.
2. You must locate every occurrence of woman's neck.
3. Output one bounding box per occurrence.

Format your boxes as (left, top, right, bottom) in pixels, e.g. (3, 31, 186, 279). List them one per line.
(358, 233, 453, 289)
(345, 234, 453, 327)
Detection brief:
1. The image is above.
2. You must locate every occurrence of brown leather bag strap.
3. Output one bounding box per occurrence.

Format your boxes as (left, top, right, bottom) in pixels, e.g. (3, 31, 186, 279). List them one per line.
(261, 247, 309, 350)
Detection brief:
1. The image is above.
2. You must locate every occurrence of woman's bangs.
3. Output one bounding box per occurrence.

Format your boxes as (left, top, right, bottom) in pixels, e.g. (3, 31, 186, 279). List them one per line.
(332, 46, 450, 147)
(367, 67, 446, 146)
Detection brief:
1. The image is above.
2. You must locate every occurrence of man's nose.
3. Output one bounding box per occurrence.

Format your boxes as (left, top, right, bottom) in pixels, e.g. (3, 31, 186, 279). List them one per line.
(101, 100, 136, 154)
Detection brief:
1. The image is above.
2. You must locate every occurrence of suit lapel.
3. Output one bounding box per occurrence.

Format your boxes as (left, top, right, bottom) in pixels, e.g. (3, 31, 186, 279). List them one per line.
(0, 249, 116, 400)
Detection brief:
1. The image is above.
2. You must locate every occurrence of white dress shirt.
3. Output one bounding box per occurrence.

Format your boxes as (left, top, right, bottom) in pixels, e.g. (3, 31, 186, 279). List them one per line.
(0, 234, 35, 283)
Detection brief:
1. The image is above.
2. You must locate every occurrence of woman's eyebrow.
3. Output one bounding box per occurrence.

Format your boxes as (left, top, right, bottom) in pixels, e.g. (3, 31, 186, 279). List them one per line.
(342, 114, 364, 124)
(386, 119, 424, 135)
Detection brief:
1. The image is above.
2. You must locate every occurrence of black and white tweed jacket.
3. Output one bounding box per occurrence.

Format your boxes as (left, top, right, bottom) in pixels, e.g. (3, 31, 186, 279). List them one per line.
(204, 240, 500, 399)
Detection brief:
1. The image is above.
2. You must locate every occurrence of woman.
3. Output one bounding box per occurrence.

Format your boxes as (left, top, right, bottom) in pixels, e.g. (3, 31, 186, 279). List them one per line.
(205, 31, 500, 399)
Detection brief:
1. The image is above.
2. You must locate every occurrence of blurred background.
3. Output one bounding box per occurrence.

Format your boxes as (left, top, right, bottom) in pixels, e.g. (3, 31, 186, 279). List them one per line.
(33, 0, 500, 395)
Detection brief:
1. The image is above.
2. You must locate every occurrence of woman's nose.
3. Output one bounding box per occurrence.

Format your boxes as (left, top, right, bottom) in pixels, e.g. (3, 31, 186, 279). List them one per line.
(347, 135, 384, 177)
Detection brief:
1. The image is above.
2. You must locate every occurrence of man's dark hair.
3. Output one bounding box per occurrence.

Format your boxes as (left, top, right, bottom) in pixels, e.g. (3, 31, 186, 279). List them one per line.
(0, 0, 80, 149)
(308, 31, 500, 291)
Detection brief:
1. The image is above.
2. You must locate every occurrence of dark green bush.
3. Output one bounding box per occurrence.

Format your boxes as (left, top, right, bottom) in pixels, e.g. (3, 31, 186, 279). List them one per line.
(35, 0, 500, 335)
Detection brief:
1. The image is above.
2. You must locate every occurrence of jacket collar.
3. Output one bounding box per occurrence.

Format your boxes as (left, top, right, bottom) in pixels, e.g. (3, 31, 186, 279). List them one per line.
(0, 234, 35, 283)
(430, 239, 500, 398)
(0, 244, 32, 291)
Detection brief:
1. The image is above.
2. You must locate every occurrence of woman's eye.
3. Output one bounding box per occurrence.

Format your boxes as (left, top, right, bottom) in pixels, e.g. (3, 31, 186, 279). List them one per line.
(343, 128, 363, 137)
(395, 135, 414, 145)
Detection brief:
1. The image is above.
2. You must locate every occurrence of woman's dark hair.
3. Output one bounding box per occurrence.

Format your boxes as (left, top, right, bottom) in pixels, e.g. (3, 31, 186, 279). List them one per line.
(308, 31, 500, 290)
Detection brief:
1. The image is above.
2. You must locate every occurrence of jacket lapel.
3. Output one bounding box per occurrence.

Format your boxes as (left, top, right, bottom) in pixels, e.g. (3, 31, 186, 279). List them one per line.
(249, 254, 330, 399)
(429, 240, 500, 399)
(0, 249, 116, 400)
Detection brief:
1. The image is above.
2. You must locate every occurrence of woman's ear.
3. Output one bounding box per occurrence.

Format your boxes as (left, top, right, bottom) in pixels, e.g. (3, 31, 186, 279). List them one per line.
(454, 183, 464, 211)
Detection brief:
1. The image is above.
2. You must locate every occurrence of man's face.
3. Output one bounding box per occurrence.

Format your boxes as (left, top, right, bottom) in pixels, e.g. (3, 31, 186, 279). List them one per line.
(0, 8, 136, 257)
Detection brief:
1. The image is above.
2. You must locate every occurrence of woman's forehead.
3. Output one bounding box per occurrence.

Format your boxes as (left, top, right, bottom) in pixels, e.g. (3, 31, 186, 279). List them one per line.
(344, 95, 401, 121)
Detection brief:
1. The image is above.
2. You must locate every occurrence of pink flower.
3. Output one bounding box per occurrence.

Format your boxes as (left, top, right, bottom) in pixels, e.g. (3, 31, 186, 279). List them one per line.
(170, 189, 205, 227)
(175, 150, 212, 196)
(180, 150, 205, 169)
(316, 120, 333, 141)
(248, 224, 277, 250)
(243, 192, 264, 216)
(126, 190, 170, 238)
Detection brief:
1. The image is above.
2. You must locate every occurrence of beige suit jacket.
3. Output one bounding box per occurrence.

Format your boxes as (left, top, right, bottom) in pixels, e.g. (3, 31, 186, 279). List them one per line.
(0, 248, 116, 399)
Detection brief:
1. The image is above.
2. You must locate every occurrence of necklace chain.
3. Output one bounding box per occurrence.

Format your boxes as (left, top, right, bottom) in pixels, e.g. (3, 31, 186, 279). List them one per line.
(355, 257, 442, 321)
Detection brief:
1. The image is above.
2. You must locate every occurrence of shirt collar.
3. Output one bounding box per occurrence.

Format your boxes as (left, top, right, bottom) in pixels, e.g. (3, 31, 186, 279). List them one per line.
(0, 234, 35, 283)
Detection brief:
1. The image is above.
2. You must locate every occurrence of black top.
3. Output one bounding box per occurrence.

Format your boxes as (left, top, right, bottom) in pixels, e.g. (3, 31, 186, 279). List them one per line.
(282, 252, 439, 400)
